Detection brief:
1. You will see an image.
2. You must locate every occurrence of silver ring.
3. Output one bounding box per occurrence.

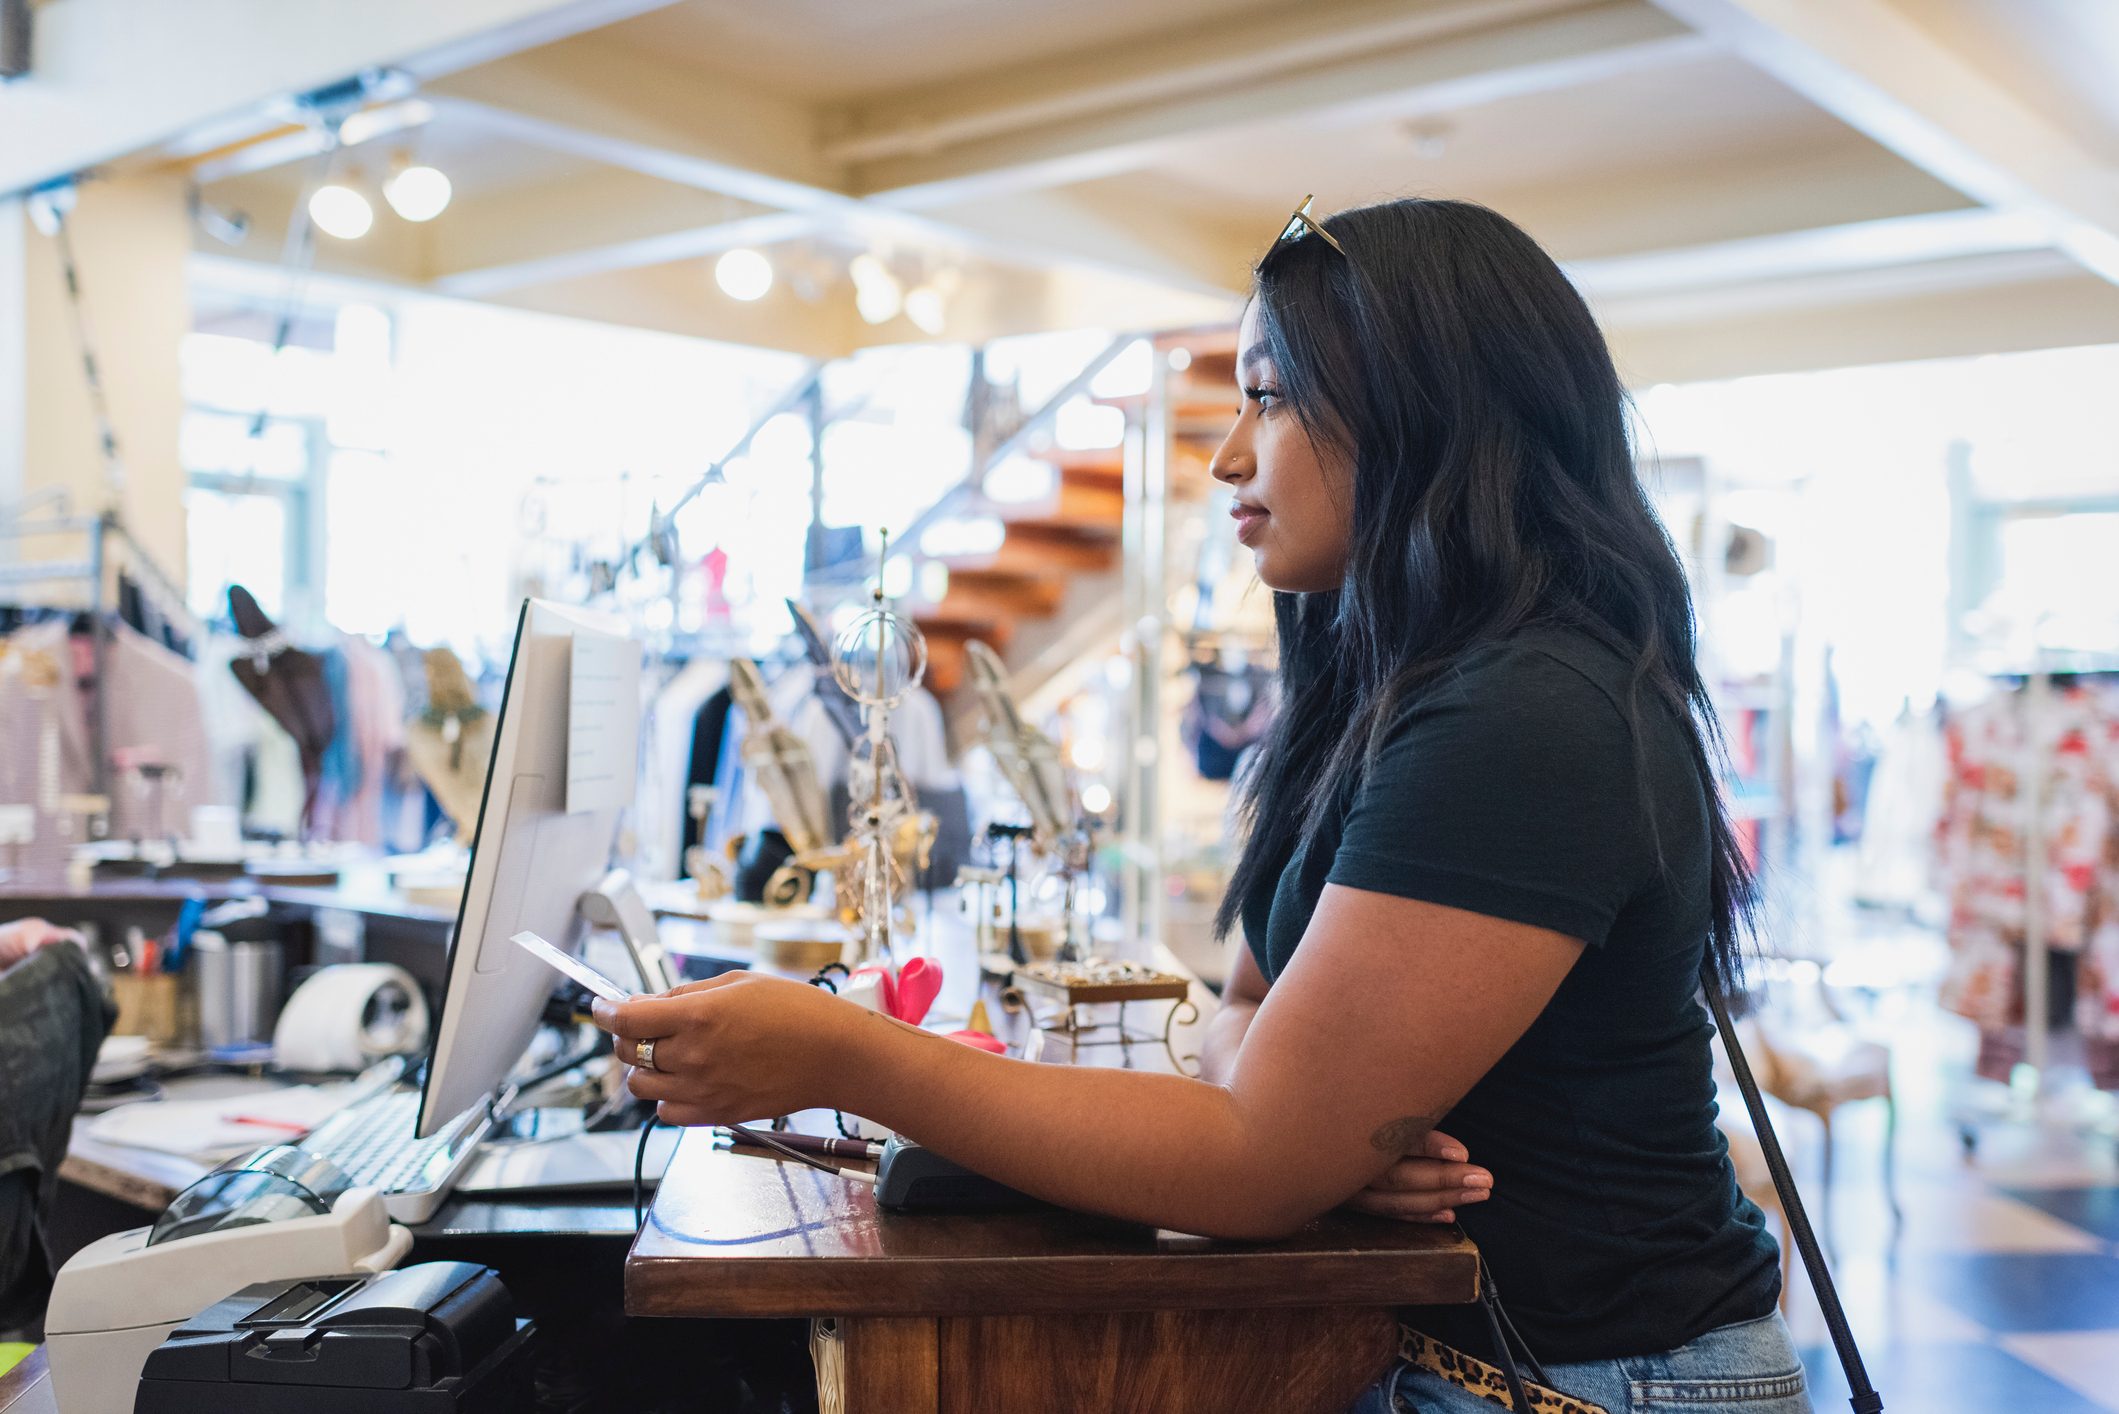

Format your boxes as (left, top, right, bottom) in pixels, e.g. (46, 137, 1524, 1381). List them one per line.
(633, 1037, 658, 1072)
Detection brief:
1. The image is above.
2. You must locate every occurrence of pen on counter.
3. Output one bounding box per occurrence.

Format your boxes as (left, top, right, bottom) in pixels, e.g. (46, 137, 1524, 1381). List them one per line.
(721, 1125, 879, 1183)
(721, 1128, 881, 1163)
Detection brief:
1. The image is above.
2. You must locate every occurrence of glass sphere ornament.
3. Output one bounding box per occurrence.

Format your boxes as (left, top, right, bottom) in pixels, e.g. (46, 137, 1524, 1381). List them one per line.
(832, 607, 927, 708)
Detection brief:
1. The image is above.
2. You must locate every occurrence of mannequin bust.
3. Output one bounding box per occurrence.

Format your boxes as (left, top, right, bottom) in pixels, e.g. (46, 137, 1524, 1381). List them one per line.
(403, 648, 494, 846)
(226, 585, 335, 832)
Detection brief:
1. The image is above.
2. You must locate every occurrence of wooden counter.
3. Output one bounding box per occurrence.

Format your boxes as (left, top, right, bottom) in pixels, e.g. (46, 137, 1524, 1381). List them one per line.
(626, 967, 1481, 1413)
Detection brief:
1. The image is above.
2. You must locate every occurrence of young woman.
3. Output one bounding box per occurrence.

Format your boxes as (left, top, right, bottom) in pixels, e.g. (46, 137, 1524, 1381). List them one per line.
(594, 197, 1805, 1413)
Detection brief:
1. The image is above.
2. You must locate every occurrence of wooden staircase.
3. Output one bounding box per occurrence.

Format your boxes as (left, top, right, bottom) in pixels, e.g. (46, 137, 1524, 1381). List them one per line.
(909, 448, 1126, 694)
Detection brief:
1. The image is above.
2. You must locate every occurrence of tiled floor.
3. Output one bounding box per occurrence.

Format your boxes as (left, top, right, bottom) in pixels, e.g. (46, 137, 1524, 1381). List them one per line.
(1760, 958, 2119, 1413)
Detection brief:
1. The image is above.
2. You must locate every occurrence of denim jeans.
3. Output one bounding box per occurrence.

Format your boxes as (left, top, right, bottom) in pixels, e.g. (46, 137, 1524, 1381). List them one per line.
(1353, 1311, 1811, 1414)
(0, 942, 115, 1333)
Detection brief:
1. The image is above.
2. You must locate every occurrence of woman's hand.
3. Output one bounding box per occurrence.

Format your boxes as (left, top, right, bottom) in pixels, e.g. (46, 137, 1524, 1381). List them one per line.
(1341, 1128, 1492, 1224)
(590, 972, 877, 1127)
(0, 917, 84, 969)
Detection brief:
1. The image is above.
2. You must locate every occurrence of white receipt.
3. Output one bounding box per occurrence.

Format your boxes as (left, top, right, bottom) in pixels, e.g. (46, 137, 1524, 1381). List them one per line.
(510, 930, 636, 1003)
(566, 630, 641, 815)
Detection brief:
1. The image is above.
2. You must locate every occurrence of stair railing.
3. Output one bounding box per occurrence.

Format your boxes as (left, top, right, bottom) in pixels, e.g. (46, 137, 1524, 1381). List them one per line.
(807, 332, 1142, 592)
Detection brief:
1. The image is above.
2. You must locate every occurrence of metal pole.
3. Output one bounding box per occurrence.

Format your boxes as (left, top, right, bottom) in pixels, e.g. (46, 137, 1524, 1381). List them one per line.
(806, 378, 828, 575)
(88, 516, 108, 803)
(2022, 653, 2052, 1088)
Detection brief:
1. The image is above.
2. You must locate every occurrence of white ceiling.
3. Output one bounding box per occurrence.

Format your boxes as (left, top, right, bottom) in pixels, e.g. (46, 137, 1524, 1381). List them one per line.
(165, 0, 2119, 377)
(599, 0, 1313, 103)
(1887, 0, 2119, 164)
(342, 112, 599, 199)
(1117, 53, 1858, 237)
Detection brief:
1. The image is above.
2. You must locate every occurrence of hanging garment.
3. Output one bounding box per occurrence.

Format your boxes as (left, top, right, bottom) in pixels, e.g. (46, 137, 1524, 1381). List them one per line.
(642, 659, 728, 881)
(227, 587, 336, 831)
(116, 573, 191, 658)
(247, 715, 306, 841)
(2077, 690, 2119, 1085)
(197, 633, 271, 817)
(717, 663, 962, 863)
(1183, 664, 1276, 781)
(100, 621, 225, 841)
(1852, 706, 1947, 909)
(0, 627, 90, 885)
(1938, 683, 2119, 1070)
(337, 635, 406, 848)
(698, 687, 743, 859)
(310, 647, 363, 841)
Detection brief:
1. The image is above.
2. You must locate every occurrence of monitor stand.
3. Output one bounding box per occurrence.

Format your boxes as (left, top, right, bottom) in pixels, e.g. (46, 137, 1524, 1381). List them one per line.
(449, 870, 682, 1198)
(579, 867, 678, 994)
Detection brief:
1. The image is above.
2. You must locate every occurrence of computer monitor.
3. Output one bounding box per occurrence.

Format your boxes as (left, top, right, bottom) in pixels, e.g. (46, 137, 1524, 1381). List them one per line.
(415, 599, 640, 1139)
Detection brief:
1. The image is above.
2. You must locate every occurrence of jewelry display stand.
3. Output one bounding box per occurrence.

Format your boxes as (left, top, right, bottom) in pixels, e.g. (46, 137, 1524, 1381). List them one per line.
(1008, 960, 1199, 1072)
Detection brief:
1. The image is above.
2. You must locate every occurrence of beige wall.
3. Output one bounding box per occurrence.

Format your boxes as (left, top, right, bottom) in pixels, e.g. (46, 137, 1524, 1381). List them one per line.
(3, 174, 190, 586)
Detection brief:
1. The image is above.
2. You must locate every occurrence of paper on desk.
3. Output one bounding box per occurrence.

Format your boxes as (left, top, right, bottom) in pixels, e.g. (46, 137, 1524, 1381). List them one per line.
(566, 630, 640, 815)
(87, 1083, 360, 1159)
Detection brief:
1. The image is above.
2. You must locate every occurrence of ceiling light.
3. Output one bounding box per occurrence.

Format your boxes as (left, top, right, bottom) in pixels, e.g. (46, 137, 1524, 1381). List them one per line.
(850, 253, 890, 288)
(308, 183, 374, 240)
(383, 164, 451, 222)
(715, 247, 774, 301)
(904, 285, 946, 335)
(850, 253, 902, 324)
(855, 280, 901, 325)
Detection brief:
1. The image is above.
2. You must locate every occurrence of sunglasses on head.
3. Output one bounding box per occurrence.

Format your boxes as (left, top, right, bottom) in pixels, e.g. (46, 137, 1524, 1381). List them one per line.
(1270, 194, 1347, 258)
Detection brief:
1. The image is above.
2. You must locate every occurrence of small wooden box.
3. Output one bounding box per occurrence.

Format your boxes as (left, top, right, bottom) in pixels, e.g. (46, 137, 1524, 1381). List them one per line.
(1009, 963, 1190, 1008)
(110, 972, 193, 1047)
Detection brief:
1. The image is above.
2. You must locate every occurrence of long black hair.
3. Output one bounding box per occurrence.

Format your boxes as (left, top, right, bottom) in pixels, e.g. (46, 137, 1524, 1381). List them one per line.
(1213, 197, 1752, 998)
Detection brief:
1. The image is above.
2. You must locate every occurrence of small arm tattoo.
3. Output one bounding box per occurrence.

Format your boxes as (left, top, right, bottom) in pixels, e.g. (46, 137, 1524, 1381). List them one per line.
(1370, 1115, 1439, 1155)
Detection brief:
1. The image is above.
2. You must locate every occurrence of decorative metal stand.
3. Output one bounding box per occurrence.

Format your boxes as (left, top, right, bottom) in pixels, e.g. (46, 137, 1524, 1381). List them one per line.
(828, 529, 932, 966)
(1007, 962, 1200, 1074)
(965, 640, 1093, 961)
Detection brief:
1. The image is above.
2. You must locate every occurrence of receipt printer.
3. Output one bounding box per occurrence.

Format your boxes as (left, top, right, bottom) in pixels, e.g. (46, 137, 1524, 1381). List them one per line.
(133, 1262, 534, 1413)
(875, 1135, 1035, 1211)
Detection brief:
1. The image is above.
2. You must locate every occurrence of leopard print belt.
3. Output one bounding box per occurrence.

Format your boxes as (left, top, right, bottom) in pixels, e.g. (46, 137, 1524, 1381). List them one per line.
(1399, 1327, 1612, 1414)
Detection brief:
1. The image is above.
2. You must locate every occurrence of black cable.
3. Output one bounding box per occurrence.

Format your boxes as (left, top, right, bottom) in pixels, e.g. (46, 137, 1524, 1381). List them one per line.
(1707, 979, 1883, 1414)
(633, 1115, 661, 1229)
(1480, 1259, 1552, 1391)
(1477, 1269, 1533, 1414)
(519, 1024, 607, 1096)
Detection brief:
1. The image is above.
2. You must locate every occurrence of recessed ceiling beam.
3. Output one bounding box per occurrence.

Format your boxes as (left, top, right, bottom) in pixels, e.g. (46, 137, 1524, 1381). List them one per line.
(423, 38, 1251, 296)
(1648, 0, 2119, 285)
(851, 2, 1714, 208)
(0, 0, 683, 196)
(188, 98, 440, 187)
(824, 0, 1591, 165)
(1567, 207, 2052, 300)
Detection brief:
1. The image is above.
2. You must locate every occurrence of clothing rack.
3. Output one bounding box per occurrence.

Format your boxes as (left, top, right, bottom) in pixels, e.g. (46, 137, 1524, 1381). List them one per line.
(0, 509, 198, 799)
(2012, 652, 2119, 1090)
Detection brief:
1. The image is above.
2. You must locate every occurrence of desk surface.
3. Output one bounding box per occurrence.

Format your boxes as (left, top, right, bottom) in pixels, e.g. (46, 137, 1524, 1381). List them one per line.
(63, 1073, 654, 1239)
(0, 866, 457, 925)
(630, 1135, 1480, 1319)
(629, 953, 1482, 1320)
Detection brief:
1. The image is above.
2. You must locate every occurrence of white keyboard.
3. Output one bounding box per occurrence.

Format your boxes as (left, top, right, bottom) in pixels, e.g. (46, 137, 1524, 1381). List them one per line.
(301, 1088, 491, 1224)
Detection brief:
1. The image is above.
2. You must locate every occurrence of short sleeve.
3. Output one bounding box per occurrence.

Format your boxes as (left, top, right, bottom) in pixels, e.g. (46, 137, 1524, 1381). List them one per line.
(1325, 646, 1649, 945)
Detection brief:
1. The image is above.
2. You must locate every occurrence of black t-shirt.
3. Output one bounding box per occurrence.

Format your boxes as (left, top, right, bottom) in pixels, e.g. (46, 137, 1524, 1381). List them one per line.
(1242, 626, 1780, 1364)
